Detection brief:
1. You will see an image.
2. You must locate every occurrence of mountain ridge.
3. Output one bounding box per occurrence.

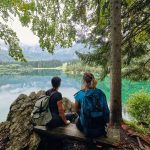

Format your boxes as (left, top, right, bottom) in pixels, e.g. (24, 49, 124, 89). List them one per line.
(0, 43, 91, 62)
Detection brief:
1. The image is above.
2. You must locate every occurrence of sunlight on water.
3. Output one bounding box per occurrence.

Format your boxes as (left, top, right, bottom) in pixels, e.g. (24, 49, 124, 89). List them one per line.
(0, 70, 80, 122)
(0, 70, 149, 122)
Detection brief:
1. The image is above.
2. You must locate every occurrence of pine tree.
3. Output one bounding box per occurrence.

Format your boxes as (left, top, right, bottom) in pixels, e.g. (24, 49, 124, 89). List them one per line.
(110, 0, 122, 125)
(76, 0, 150, 81)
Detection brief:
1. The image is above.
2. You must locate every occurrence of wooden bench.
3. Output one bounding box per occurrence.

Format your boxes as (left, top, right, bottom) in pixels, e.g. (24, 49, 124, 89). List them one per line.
(34, 123, 120, 147)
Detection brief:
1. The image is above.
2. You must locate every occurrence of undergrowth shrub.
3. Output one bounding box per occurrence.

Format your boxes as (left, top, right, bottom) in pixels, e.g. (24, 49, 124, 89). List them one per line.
(127, 91, 150, 125)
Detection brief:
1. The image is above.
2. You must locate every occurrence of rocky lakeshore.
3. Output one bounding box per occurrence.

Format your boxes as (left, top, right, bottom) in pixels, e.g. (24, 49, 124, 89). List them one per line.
(0, 91, 150, 150)
(0, 91, 75, 150)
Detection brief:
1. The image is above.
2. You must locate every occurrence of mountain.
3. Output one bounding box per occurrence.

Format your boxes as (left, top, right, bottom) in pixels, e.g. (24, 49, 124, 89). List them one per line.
(0, 43, 92, 62)
(0, 50, 14, 62)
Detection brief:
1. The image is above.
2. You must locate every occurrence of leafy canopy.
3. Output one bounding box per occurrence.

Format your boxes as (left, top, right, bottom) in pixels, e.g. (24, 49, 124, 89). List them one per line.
(76, 0, 150, 80)
(0, 0, 149, 80)
(0, 0, 35, 61)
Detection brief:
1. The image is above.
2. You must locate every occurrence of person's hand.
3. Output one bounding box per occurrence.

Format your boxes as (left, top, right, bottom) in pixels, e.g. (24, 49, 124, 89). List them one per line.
(65, 120, 70, 125)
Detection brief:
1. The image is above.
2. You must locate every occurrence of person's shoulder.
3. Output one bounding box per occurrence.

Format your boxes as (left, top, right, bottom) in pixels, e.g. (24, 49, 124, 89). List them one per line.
(53, 91, 62, 99)
(95, 88, 106, 97)
(74, 90, 85, 97)
(74, 90, 85, 102)
(56, 91, 62, 96)
(45, 89, 51, 95)
(45, 89, 62, 97)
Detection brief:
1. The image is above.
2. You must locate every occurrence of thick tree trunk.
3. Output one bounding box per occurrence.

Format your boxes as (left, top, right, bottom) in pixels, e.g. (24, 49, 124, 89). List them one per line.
(110, 0, 122, 125)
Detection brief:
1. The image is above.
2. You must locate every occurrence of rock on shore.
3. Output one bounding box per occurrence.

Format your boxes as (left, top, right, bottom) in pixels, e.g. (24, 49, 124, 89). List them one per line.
(0, 91, 75, 150)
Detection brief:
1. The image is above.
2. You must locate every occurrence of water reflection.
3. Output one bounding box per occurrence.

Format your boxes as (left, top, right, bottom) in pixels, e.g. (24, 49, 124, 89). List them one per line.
(0, 69, 149, 122)
(21, 69, 62, 76)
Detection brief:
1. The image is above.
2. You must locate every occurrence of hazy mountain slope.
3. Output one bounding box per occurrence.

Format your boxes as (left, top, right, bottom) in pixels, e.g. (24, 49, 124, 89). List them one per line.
(0, 43, 91, 62)
(0, 50, 14, 62)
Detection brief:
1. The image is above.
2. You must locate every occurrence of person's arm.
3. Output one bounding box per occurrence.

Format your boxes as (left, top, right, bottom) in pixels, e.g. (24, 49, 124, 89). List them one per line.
(57, 100, 70, 125)
(102, 94, 110, 124)
(74, 91, 81, 115)
(75, 101, 80, 115)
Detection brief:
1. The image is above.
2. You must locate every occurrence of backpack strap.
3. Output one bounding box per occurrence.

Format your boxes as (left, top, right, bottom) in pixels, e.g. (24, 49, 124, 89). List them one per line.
(48, 90, 58, 101)
(36, 91, 58, 114)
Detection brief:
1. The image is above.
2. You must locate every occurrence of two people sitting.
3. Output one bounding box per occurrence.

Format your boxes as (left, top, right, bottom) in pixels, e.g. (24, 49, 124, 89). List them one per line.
(45, 72, 110, 138)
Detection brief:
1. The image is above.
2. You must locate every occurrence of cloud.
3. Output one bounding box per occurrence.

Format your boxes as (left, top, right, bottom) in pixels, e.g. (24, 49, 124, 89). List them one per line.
(4, 16, 39, 46)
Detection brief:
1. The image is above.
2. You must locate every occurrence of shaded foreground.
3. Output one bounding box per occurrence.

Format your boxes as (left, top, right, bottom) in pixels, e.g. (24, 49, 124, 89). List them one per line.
(37, 128, 149, 150)
(0, 91, 150, 150)
(34, 124, 120, 147)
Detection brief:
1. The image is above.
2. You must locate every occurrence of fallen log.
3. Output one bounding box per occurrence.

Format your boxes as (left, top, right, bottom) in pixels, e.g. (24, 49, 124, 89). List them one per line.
(34, 123, 120, 147)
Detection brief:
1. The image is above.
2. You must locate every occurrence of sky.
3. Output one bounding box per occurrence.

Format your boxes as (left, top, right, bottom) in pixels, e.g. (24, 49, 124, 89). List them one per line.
(2, 16, 39, 46)
(10, 17, 39, 46)
(0, 14, 93, 62)
(0, 15, 92, 61)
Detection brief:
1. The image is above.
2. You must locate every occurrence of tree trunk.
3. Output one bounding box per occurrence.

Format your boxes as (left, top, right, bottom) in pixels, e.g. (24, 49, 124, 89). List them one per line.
(110, 0, 122, 125)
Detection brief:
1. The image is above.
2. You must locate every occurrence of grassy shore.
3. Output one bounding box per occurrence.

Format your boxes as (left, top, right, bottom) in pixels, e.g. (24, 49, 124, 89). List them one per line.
(0, 64, 63, 75)
(124, 120, 150, 136)
(63, 62, 102, 76)
(32, 67, 62, 70)
(0, 64, 32, 75)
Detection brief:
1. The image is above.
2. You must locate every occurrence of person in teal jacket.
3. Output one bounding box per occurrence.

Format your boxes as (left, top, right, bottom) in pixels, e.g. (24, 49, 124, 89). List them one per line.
(74, 73, 110, 137)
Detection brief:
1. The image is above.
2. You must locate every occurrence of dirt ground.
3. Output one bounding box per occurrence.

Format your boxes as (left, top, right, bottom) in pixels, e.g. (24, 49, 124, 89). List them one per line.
(37, 128, 150, 150)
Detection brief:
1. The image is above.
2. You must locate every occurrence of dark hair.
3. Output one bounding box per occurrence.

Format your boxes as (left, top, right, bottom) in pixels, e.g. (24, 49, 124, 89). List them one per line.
(51, 77, 61, 89)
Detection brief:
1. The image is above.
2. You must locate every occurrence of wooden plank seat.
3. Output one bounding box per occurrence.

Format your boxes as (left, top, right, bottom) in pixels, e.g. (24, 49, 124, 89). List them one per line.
(34, 123, 120, 147)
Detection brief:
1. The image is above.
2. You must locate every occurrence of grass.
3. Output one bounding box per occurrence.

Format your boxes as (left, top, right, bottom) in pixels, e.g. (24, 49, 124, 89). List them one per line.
(0, 64, 63, 75)
(32, 66, 63, 70)
(124, 120, 150, 136)
(64, 62, 102, 75)
(0, 64, 32, 75)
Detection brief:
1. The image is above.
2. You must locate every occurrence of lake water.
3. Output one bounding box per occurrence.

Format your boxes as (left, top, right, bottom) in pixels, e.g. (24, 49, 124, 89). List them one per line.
(0, 69, 149, 122)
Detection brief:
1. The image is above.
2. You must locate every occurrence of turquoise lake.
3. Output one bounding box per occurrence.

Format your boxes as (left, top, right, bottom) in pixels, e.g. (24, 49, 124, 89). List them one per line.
(0, 69, 150, 122)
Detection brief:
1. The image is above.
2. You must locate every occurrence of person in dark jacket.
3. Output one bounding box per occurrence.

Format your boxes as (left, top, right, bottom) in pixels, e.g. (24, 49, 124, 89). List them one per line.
(46, 77, 71, 128)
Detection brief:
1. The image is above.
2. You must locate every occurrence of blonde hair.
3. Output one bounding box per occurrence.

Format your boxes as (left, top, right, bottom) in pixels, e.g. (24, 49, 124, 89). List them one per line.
(82, 78, 98, 90)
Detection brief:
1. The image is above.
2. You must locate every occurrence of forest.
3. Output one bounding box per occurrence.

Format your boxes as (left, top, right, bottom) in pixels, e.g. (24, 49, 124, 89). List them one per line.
(0, 60, 62, 68)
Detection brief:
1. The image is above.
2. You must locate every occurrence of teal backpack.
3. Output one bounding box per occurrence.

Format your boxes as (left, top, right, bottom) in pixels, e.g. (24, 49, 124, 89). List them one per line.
(80, 88, 109, 137)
